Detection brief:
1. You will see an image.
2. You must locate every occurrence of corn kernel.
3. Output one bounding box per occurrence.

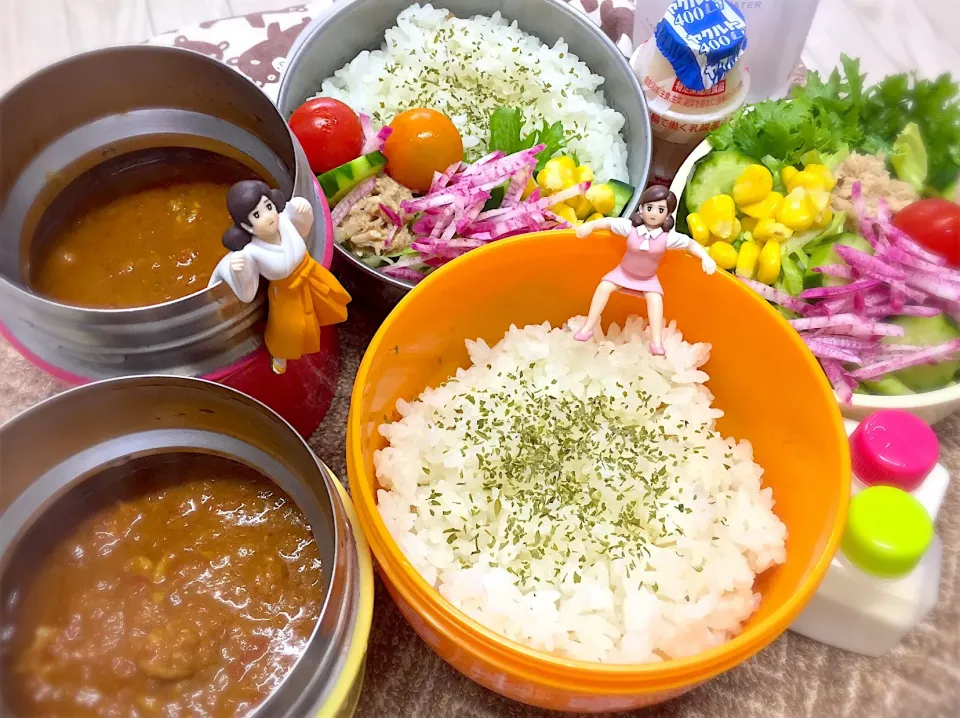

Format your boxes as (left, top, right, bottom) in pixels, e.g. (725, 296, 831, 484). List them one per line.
(686, 212, 711, 245)
(786, 169, 827, 193)
(536, 169, 551, 191)
(740, 216, 759, 233)
(585, 212, 605, 223)
(735, 241, 761, 279)
(806, 188, 831, 215)
(781, 166, 799, 187)
(804, 163, 837, 191)
(815, 206, 834, 228)
(552, 203, 580, 225)
(575, 165, 595, 184)
(741, 191, 784, 220)
(777, 188, 815, 231)
(522, 176, 537, 199)
(709, 241, 738, 270)
(585, 183, 617, 216)
(699, 194, 737, 240)
(548, 155, 577, 173)
(753, 218, 794, 242)
(537, 166, 570, 193)
(732, 164, 774, 207)
(756, 240, 782, 284)
(567, 194, 593, 220)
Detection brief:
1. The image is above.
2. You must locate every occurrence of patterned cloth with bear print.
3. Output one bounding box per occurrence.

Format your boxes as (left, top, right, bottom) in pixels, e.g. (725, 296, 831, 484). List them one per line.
(148, 1, 637, 101)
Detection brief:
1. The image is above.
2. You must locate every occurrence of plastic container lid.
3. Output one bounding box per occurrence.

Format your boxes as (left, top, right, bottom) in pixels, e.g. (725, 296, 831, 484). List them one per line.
(841, 486, 934, 578)
(654, 0, 748, 92)
(849, 409, 939, 492)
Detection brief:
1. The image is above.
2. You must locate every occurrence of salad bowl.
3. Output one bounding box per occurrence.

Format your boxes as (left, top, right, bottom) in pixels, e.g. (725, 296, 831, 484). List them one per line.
(277, 0, 652, 306)
(672, 141, 960, 425)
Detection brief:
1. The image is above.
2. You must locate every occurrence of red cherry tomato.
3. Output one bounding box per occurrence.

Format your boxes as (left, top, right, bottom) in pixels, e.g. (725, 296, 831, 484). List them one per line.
(892, 199, 960, 266)
(383, 108, 464, 193)
(288, 98, 363, 175)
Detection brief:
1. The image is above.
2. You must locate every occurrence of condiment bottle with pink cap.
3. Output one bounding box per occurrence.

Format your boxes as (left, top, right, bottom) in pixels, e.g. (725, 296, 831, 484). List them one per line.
(790, 410, 947, 656)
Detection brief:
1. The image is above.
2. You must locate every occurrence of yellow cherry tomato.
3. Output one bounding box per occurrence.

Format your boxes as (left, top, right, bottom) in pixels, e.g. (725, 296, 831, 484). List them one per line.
(384, 108, 464, 193)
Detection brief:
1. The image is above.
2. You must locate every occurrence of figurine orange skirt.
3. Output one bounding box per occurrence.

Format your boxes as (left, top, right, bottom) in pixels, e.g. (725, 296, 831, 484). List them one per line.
(264, 253, 351, 362)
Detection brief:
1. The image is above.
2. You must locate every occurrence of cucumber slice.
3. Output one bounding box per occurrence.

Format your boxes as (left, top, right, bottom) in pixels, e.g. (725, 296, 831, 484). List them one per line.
(483, 184, 507, 212)
(858, 376, 915, 396)
(684, 150, 756, 214)
(318, 151, 387, 206)
(884, 314, 960, 391)
(608, 179, 635, 217)
(942, 176, 958, 201)
(803, 232, 873, 289)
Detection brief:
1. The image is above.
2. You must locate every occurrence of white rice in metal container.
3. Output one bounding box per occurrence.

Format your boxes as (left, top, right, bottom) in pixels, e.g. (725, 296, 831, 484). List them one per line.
(375, 317, 788, 663)
(316, 3, 630, 182)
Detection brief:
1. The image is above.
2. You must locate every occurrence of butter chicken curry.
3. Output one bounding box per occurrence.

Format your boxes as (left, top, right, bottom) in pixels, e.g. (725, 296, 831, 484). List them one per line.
(30, 149, 265, 309)
(1, 454, 323, 717)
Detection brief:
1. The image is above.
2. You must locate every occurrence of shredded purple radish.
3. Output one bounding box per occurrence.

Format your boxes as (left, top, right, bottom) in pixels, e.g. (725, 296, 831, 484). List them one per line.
(799, 278, 879, 300)
(862, 304, 940, 319)
(382, 265, 427, 283)
(804, 336, 863, 365)
(811, 264, 854, 279)
(333, 144, 595, 283)
(821, 358, 853, 402)
(906, 272, 960, 301)
(789, 314, 902, 335)
(378, 203, 403, 228)
(833, 245, 906, 281)
(726, 180, 960, 401)
(738, 277, 811, 314)
(330, 177, 376, 226)
(358, 113, 375, 148)
(430, 162, 461, 192)
(850, 339, 960, 380)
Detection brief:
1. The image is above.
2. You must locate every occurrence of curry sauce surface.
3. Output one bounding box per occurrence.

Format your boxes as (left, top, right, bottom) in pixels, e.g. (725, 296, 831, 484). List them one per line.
(6, 456, 323, 717)
(31, 153, 256, 308)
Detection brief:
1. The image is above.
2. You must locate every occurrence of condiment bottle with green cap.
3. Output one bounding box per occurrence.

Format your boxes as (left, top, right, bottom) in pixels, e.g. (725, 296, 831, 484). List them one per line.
(790, 412, 947, 656)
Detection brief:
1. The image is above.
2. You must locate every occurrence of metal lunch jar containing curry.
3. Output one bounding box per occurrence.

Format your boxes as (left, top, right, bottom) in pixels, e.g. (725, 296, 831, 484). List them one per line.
(0, 45, 333, 380)
(0, 376, 373, 717)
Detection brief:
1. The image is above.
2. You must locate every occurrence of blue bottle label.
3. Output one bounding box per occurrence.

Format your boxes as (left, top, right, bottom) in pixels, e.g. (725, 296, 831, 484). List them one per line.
(654, 0, 748, 92)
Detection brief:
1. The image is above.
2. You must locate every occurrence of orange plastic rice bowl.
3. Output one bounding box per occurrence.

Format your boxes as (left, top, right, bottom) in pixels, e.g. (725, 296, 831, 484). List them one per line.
(347, 229, 850, 712)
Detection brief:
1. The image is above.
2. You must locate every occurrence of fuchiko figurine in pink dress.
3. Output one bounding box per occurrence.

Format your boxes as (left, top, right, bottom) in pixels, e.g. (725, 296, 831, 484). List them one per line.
(574, 185, 716, 355)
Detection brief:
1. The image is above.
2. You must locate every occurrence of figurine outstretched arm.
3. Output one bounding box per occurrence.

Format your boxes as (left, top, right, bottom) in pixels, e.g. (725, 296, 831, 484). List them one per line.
(669, 231, 717, 275)
(208, 248, 260, 302)
(285, 198, 314, 239)
(575, 217, 633, 238)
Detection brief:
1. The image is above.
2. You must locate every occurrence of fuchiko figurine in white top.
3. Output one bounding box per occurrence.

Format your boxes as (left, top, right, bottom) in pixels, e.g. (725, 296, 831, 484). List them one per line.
(209, 180, 351, 375)
(574, 184, 716, 355)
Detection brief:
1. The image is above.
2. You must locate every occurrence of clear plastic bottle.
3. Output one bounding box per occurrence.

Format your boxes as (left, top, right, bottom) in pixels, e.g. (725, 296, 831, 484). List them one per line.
(629, 0, 750, 185)
(632, 0, 822, 102)
(790, 412, 947, 656)
(794, 536, 942, 657)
